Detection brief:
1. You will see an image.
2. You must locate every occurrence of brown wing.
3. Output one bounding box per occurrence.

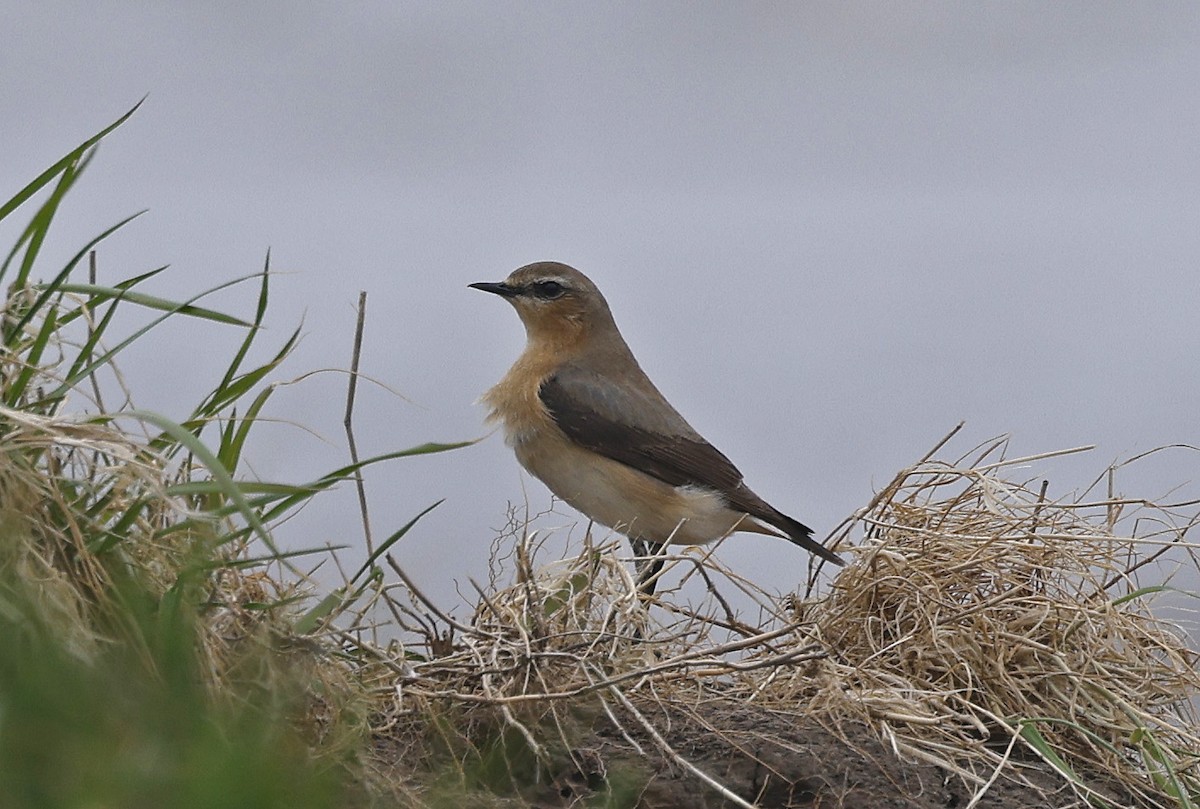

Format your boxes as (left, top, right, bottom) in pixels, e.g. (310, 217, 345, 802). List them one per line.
(539, 365, 748, 500)
(539, 365, 844, 567)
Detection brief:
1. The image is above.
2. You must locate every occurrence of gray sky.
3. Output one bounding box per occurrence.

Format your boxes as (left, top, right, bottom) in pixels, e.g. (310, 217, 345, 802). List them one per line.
(4, 3, 1198, 609)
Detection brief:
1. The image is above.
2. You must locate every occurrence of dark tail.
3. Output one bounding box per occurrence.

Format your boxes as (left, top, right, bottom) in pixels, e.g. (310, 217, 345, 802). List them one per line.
(770, 511, 845, 567)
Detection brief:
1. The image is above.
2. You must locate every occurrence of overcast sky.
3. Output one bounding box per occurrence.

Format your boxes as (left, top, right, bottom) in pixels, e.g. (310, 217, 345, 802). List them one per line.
(4, 3, 1198, 614)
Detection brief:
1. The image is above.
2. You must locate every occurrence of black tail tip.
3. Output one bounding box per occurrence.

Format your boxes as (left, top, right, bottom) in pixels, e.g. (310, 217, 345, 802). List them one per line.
(820, 547, 847, 567)
(780, 515, 846, 567)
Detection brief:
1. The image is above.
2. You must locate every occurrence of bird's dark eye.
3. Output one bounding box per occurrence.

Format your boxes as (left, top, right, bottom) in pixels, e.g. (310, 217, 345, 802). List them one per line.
(530, 280, 566, 299)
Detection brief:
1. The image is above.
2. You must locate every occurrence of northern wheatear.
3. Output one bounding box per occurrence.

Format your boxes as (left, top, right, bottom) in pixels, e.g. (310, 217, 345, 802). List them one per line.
(471, 262, 843, 590)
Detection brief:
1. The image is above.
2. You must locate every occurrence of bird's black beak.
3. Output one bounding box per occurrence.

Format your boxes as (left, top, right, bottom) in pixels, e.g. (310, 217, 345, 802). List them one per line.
(469, 281, 519, 298)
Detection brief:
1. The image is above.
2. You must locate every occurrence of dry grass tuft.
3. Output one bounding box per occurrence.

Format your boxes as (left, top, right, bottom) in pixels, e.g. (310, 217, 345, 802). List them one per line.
(0, 396, 347, 701)
(377, 433, 1200, 808)
(0, 251, 379, 804)
(785, 436, 1200, 805)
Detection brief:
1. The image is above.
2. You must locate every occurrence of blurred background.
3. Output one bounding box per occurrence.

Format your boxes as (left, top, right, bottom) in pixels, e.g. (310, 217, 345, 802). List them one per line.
(3, 2, 1197, 614)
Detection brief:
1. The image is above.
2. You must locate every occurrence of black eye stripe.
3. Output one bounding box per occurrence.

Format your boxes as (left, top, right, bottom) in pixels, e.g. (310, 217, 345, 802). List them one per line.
(529, 280, 566, 299)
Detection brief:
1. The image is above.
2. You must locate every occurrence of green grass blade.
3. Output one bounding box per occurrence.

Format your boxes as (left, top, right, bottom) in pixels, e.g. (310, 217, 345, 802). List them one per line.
(1111, 585, 1168, 606)
(58, 289, 128, 398)
(41, 267, 170, 335)
(1134, 727, 1197, 809)
(1017, 721, 1077, 776)
(292, 588, 348, 635)
(41, 273, 264, 403)
(208, 442, 473, 547)
(112, 265, 170, 288)
(206, 546, 348, 571)
(348, 499, 444, 586)
(545, 571, 592, 618)
(1016, 719, 1112, 808)
(3, 210, 145, 344)
(1, 151, 89, 287)
(85, 499, 151, 553)
(165, 481, 321, 498)
(0, 98, 142, 224)
(218, 385, 277, 474)
(118, 409, 277, 555)
(197, 323, 300, 424)
(293, 572, 382, 635)
(244, 441, 476, 532)
(321, 441, 480, 483)
(213, 255, 272, 400)
(5, 304, 58, 407)
(50, 282, 252, 327)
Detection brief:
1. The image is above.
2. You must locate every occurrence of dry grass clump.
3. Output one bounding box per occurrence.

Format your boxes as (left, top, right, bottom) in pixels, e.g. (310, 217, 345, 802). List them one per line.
(0, 404, 188, 658)
(781, 436, 1200, 806)
(374, 511, 831, 806)
(379, 435, 1200, 808)
(0, 342, 356, 720)
(0, 367, 380, 807)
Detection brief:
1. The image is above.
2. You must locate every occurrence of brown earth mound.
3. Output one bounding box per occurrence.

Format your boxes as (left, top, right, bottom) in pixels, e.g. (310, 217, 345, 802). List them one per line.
(375, 698, 1124, 808)
(372, 433, 1198, 808)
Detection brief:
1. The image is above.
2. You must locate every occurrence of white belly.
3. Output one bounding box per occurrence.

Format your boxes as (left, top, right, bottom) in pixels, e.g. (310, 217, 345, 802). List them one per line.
(482, 368, 751, 546)
(514, 432, 747, 546)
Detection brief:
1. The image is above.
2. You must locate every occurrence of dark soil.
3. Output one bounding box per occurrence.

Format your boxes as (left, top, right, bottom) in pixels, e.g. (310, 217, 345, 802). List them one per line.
(571, 701, 1103, 809)
(376, 698, 1136, 808)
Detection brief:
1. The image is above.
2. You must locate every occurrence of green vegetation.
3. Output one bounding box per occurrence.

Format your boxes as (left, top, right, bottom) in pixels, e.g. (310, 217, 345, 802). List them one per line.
(0, 103, 466, 808)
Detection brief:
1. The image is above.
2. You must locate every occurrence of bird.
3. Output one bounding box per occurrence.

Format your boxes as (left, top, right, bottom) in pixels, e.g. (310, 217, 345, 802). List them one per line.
(470, 261, 843, 593)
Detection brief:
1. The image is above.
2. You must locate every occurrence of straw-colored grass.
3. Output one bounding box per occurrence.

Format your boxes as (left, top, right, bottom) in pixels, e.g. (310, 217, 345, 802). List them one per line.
(799, 439, 1200, 802)
(374, 432, 1200, 808)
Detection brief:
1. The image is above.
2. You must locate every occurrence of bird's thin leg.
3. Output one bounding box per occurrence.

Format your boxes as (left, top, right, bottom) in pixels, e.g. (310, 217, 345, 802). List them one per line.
(629, 537, 667, 596)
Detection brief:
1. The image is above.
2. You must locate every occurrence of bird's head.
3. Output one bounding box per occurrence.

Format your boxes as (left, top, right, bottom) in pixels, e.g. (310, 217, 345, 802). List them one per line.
(470, 262, 617, 349)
